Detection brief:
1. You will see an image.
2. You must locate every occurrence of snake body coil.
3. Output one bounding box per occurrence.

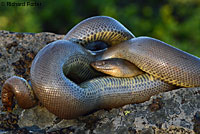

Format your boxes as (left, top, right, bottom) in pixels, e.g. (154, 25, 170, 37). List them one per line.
(101, 37, 200, 87)
(1, 16, 199, 119)
(64, 16, 134, 48)
(30, 40, 176, 119)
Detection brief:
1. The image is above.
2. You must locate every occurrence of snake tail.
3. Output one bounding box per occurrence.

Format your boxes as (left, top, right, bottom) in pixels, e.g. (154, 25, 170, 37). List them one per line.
(2, 76, 37, 111)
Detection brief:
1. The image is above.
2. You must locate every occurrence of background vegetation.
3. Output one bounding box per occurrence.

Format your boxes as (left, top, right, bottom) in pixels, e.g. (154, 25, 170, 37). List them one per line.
(0, 0, 199, 57)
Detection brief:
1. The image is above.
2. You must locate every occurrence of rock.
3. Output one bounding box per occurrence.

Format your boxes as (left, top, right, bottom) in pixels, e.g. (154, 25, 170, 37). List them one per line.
(0, 30, 198, 134)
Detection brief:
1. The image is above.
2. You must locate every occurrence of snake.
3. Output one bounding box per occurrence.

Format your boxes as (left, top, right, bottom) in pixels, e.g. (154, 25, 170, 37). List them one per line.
(99, 36, 200, 87)
(91, 58, 144, 77)
(1, 16, 199, 119)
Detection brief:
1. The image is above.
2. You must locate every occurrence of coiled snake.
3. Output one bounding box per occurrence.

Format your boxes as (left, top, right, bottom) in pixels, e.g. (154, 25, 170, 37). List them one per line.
(1, 16, 200, 119)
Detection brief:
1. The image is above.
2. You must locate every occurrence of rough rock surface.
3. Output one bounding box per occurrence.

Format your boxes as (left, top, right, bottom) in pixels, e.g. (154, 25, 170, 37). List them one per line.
(0, 30, 199, 134)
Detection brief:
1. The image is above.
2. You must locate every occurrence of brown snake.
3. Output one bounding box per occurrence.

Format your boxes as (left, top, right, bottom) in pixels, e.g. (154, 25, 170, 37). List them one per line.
(1, 16, 200, 119)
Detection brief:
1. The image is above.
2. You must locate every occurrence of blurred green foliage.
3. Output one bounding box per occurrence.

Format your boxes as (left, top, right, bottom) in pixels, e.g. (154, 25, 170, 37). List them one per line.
(0, 0, 200, 57)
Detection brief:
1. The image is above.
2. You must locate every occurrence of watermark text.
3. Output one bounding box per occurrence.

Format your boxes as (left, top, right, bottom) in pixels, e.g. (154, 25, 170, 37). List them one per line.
(0, 1, 42, 7)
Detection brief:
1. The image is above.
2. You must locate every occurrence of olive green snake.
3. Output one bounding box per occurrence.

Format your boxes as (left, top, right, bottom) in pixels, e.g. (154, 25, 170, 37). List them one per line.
(1, 16, 200, 119)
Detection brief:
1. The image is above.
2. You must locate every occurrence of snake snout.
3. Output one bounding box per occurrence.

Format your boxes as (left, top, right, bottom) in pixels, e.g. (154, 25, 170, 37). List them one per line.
(91, 60, 106, 68)
(91, 60, 114, 70)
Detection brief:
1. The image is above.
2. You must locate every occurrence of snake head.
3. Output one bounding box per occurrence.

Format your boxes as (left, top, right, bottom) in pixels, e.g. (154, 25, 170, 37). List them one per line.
(91, 58, 143, 77)
(91, 58, 116, 72)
